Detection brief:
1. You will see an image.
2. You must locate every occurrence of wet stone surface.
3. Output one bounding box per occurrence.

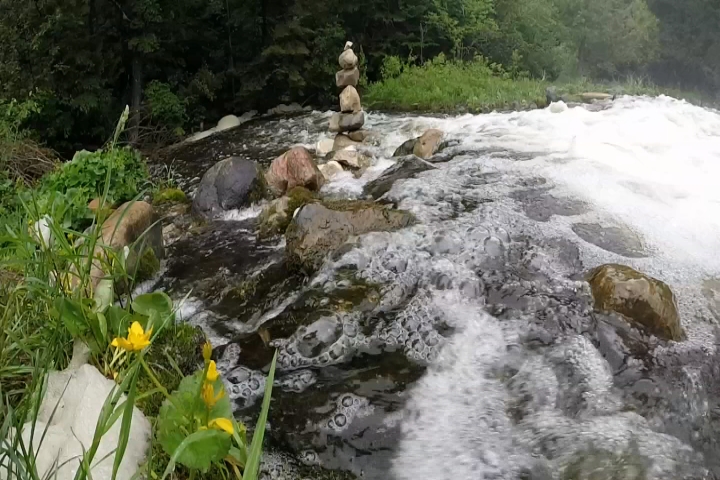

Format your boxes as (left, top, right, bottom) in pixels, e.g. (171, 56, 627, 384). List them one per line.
(572, 222, 647, 258)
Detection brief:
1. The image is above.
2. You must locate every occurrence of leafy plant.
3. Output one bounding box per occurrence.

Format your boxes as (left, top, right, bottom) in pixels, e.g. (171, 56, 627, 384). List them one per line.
(42, 147, 149, 207)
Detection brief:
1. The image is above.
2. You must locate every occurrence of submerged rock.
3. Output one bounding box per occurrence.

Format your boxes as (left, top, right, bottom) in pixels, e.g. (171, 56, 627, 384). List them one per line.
(286, 201, 415, 273)
(329, 112, 365, 133)
(363, 155, 437, 199)
(265, 146, 325, 196)
(588, 264, 683, 341)
(193, 157, 265, 218)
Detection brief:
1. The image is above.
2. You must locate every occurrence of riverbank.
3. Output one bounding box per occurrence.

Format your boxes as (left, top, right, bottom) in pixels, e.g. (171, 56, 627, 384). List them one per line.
(364, 58, 711, 113)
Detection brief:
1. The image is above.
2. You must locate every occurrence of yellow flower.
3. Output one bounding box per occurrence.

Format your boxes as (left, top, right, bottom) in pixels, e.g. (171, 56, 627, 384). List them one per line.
(208, 418, 234, 434)
(202, 341, 213, 362)
(206, 360, 219, 382)
(111, 321, 152, 352)
(201, 382, 225, 409)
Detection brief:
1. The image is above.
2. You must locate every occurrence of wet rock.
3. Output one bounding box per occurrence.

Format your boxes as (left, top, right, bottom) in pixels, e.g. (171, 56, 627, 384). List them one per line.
(332, 133, 360, 152)
(346, 129, 373, 143)
(363, 155, 437, 199)
(546, 86, 560, 104)
(286, 201, 415, 273)
(193, 157, 266, 218)
(588, 264, 683, 341)
(315, 138, 334, 156)
(413, 129, 445, 159)
(330, 148, 372, 173)
(338, 48, 358, 70)
(339, 86, 362, 113)
(329, 112, 365, 133)
(392, 129, 445, 159)
(572, 223, 646, 258)
(336, 68, 360, 88)
(265, 146, 325, 196)
(393, 138, 417, 157)
(217, 114, 240, 130)
(318, 161, 344, 181)
(580, 92, 613, 102)
(266, 103, 304, 116)
(258, 187, 316, 237)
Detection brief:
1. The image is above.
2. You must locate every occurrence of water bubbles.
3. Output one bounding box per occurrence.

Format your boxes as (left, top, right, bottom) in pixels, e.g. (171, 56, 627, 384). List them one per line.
(319, 394, 373, 433)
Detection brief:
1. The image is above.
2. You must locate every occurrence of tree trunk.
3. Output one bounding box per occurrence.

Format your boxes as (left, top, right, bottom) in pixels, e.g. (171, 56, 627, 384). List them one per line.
(130, 54, 142, 144)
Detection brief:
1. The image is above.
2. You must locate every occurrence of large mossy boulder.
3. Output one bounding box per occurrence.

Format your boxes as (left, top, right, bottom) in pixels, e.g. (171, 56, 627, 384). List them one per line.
(286, 201, 415, 273)
(588, 264, 683, 341)
(192, 157, 265, 219)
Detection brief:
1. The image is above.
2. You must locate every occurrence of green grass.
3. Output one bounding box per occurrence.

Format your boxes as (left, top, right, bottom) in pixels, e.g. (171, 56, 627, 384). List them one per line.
(364, 58, 713, 112)
(365, 59, 547, 113)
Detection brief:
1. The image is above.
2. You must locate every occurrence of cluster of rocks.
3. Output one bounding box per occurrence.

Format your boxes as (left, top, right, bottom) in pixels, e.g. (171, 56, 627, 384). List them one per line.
(330, 42, 364, 134)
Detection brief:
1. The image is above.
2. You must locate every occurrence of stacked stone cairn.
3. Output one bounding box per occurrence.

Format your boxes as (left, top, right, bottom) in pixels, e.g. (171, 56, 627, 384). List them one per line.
(329, 42, 364, 133)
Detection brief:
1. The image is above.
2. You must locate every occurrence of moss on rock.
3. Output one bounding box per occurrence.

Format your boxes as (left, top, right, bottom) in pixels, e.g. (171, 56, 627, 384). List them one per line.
(153, 187, 188, 205)
(258, 186, 316, 237)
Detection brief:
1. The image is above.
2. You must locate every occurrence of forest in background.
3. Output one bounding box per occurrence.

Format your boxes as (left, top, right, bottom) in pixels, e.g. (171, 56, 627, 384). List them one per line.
(0, 0, 717, 152)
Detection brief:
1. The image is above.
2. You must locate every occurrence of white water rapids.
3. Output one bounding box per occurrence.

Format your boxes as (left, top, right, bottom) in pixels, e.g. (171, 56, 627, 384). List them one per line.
(169, 96, 720, 479)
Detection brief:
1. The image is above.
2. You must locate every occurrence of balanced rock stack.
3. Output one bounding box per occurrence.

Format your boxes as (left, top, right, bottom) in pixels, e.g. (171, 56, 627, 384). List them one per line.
(330, 42, 364, 133)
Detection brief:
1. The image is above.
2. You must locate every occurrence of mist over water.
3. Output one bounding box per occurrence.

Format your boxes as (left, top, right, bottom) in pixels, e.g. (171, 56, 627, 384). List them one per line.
(162, 96, 720, 479)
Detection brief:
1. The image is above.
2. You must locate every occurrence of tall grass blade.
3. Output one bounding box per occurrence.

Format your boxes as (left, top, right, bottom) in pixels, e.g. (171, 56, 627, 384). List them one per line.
(242, 351, 277, 480)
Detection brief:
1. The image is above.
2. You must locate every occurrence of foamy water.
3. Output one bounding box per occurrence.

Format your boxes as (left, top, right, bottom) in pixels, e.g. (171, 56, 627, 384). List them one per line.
(319, 97, 720, 478)
(162, 97, 720, 479)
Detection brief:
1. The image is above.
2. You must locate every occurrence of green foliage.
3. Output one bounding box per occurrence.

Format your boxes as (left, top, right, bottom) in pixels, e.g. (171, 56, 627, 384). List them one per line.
(153, 187, 188, 205)
(158, 372, 234, 471)
(43, 148, 148, 206)
(146, 81, 188, 134)
(380, 56, 406, 80)
(366, 57, 547, 111)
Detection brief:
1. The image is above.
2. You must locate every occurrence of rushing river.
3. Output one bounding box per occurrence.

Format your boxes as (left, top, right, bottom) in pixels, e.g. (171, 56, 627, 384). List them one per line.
(151, 96, 720, 479)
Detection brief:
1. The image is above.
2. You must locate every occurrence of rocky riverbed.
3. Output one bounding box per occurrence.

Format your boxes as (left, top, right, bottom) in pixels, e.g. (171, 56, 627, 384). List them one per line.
(148, 97, 720, 480)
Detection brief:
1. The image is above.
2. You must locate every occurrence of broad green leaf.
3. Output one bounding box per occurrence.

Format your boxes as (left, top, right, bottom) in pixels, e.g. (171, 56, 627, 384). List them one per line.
(54, 297, 88, 338)
(132, 292, 172, 317)
(105, 305, 130, 336)
(93, 278, 114, 313)
(161, 429, 231, 477)
(158, 372, 233, 471)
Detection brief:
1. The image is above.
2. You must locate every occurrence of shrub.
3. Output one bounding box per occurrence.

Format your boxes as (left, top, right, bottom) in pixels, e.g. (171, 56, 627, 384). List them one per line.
(145, 81, 188, 134)
(42, 147, 149, 208)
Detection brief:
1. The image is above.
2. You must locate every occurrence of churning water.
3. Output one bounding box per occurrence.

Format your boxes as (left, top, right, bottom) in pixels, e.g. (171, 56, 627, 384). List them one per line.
(156, 96, 720, 479)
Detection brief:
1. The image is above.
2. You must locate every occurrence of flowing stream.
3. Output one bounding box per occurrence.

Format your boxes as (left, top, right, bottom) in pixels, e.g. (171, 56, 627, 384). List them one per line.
(151, 96, 720, 480)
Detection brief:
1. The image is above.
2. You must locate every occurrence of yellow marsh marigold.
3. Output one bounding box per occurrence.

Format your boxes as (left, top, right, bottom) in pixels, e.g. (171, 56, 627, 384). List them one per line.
(111, 322, 152, 352)
(203, 341, 213, 362)
(208, 418, 234, 434)
(202, 382, 225, 409)
(206, 360, 219, 382)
